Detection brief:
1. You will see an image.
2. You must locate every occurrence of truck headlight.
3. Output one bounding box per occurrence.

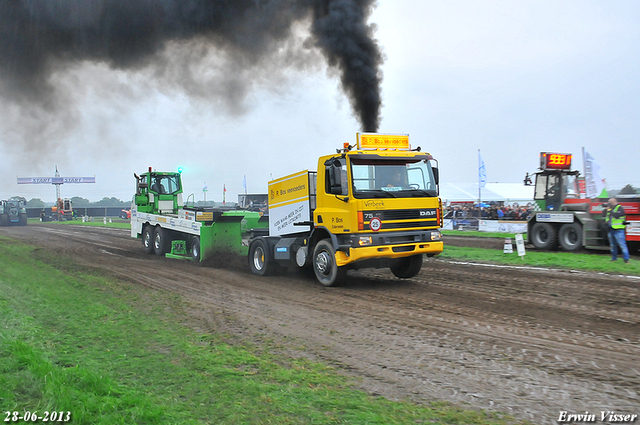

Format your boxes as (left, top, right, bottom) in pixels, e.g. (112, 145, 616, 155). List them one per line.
(359, 236, 373, 246)
(430, 231, 441, 241)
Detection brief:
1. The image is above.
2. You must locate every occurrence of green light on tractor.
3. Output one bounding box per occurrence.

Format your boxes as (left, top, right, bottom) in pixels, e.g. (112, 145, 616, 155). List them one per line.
(178, 167, 184, 174)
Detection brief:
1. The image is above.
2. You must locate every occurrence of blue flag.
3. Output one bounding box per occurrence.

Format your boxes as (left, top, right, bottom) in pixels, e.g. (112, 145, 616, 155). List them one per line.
(478, 150, 487, 188)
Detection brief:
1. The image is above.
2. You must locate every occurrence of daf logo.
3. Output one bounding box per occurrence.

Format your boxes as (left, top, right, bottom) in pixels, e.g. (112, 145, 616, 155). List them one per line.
(420, 210, 436, 216)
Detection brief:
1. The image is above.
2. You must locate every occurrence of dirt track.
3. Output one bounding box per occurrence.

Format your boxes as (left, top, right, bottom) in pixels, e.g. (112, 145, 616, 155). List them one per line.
(2, 223, 639, 424)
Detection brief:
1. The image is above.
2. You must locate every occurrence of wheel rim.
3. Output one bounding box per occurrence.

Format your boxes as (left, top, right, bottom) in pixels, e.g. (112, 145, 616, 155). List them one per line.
(539, 229, 548, 242)
(192, 243, 199, 259)
(154, 233, 161, 250)
(144, 231, 151, 249)
(315, 250, 331, 276)
(253, 246, 265, 271)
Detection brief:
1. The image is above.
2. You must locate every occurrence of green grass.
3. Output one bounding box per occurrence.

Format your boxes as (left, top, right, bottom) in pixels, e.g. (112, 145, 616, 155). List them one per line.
(0, 235, 523, 425)
(27, 218, 129, 229)
(441, 230, 526, 239)
(439, 245, 640, 275)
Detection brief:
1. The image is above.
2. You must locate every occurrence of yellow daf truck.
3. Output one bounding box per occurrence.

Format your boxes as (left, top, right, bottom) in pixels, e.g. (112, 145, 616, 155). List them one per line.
(248, 133, 443, 286)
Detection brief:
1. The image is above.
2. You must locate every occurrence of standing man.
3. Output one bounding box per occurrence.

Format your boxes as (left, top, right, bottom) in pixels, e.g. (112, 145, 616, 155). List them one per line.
(603, 198, 630, 263)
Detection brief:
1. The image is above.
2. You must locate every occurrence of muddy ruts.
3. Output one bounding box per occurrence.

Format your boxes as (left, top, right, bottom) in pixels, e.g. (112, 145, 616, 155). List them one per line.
(0, 0, 383, 131)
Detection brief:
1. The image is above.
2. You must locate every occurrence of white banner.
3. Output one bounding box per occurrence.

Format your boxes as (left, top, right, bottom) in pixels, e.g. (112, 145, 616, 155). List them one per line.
(583, 150, 606, 198)
(17, 177, 95, 184)
(478, 220, 528, 234)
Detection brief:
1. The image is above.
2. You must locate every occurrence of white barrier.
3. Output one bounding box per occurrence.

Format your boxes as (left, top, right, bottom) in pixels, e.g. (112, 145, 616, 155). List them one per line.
(443, 219, 527, 233)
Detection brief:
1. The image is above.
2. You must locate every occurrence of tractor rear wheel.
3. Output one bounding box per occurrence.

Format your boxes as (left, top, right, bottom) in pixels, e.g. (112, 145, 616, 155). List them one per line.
(558, 222, 583, 251)
(530, 222, 557, 250)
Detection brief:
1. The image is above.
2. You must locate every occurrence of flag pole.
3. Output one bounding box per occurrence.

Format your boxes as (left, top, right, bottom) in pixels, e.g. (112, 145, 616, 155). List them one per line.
(478, 149, 481, 204)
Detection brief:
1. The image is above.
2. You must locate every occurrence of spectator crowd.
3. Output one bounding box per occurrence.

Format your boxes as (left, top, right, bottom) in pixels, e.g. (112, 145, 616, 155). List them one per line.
(443, 203, 533, 221)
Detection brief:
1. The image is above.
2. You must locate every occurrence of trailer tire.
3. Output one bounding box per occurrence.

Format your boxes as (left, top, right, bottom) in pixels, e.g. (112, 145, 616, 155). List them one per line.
(190, 236, 200, 261)
(142, 225, 154, 254)
(390, 254, 423, 279)
(249, 239, 272, 276)
(558, 222, 583, 252)
(153, 226, 170, 256)
(530, 222, 557, 250)
(313, 239, 346, 287)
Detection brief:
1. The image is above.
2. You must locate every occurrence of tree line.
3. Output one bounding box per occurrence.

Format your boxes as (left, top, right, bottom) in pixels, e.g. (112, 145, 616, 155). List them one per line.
(22, 197, 130, 208)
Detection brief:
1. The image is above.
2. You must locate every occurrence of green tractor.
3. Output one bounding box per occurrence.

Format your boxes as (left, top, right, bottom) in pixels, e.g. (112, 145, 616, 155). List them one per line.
(0, 197, 28, 226)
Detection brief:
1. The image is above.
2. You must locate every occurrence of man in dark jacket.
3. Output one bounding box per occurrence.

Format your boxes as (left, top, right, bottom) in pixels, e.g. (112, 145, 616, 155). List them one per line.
(603, 198, 629, 263)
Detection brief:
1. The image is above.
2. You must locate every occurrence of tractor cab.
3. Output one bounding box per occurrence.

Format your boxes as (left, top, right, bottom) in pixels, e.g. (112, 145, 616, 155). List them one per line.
(531, 153, 580, 211)
(134, 168, 183, 215)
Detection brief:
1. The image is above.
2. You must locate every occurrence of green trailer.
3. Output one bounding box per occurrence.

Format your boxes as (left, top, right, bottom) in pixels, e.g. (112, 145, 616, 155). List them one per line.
(130, 168, 267, 261)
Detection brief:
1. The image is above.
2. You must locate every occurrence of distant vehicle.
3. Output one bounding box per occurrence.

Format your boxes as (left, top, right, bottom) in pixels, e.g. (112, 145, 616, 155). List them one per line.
(0, 196, 28, 226)
(120, 209, 131, 219)
(526, 152, 640, 252)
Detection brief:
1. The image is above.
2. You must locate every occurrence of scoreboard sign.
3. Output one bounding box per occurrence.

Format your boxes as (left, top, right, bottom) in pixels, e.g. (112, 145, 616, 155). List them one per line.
(540, 152, 572, 171)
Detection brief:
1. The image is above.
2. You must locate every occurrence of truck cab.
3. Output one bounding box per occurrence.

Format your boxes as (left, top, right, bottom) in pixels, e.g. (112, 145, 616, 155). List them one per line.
(249, 133, 444, 286)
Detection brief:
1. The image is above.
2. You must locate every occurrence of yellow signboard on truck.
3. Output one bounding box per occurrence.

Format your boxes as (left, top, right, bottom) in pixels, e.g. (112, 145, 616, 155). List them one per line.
(268, 170, 314, 237)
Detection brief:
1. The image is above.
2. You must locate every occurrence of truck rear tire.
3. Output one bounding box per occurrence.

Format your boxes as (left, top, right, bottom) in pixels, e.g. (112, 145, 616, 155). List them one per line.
(530, 222, 557, 250)
(190, 236, 201, 261)
(313, 239, 346, 287)
(153, 227, 170, 256)
(390, 254, 423, 278)
(249, 239, 272, 276)
(142, 225, 154, 254)
(558, 222, 583, 251)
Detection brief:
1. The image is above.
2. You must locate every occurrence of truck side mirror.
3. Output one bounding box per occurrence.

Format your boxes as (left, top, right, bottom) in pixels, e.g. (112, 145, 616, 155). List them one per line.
(432, 167, 439, 185)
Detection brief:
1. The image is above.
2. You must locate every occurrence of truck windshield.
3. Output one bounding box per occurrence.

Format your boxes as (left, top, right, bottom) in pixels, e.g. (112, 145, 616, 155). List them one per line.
(351, 159, 438, 198)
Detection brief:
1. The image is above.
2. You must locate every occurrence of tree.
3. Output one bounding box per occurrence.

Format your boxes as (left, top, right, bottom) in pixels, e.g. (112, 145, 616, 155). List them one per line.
(93, 197, 128, 207)
(70, 196, 91, 206)
(619, 184, 638, 195)
(26, 198, 46, 208)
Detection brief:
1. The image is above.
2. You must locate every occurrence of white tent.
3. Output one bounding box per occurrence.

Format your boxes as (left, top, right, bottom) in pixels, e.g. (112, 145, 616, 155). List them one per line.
(440, 182, 534, 205)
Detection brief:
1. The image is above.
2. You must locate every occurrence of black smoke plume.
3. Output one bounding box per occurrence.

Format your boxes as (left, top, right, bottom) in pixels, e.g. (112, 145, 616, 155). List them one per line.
(0, 0, 383, 135)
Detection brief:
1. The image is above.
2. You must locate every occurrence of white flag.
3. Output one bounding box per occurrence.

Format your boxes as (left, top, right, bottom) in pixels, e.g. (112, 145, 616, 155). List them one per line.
(583, 150, 607, 198)
(478, 150, 487, 188)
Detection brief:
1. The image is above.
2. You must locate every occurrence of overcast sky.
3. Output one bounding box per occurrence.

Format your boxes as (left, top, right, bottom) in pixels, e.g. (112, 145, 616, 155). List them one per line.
(1, 0, 639, 203)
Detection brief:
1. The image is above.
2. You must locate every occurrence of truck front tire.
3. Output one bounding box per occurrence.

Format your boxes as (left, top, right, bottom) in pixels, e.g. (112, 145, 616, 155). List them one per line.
(558, 222, 583, 251)
(390, 254, 423, 278)
(313, 240, 345, 287)
(530, 222, 557, 250)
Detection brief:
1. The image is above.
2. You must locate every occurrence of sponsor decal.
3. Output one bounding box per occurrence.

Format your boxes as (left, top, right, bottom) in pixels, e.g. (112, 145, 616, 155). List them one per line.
(420, 210, 437, 217)
(364, 200, 385, 208)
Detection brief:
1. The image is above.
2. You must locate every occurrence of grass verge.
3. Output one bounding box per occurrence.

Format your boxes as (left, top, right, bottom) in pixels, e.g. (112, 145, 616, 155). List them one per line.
(27, 218, 129, 229)
(0, 235, 523, 425)
(441, 230, 526, 239)
(439, 245, 640, 275)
